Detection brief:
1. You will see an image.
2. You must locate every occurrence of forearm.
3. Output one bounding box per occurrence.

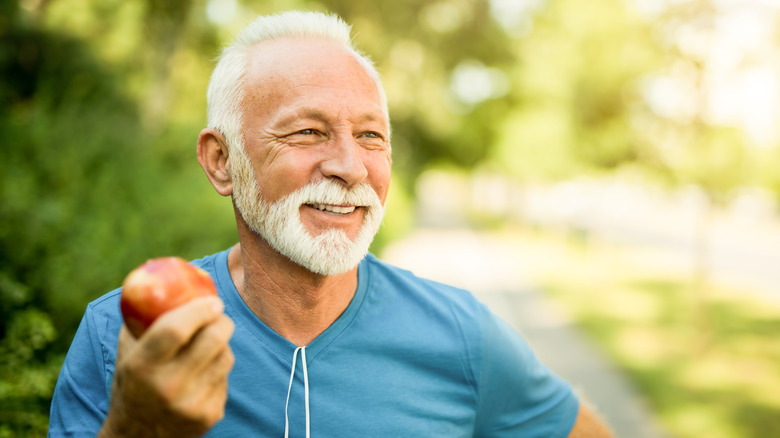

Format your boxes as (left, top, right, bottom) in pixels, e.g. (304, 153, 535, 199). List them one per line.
(567, 402, 614, 438)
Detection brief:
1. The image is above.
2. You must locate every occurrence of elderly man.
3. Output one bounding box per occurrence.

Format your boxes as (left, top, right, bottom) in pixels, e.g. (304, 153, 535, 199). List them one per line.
(49, 11, 612, 438)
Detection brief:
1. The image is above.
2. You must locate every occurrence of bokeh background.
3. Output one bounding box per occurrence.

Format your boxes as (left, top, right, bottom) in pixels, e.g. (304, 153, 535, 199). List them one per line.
(2, 0, 780, 436)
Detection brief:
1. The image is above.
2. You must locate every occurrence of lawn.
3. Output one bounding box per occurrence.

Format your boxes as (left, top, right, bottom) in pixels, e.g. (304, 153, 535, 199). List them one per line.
(529, 231, 780, 438)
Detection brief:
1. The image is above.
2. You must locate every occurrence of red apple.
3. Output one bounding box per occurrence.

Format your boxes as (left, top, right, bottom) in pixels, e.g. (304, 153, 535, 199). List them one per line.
(120, 257, 218, 338)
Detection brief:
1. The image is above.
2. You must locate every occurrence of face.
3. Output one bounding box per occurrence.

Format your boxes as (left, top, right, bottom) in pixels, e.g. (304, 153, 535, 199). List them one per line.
(230, 37, 392, 275)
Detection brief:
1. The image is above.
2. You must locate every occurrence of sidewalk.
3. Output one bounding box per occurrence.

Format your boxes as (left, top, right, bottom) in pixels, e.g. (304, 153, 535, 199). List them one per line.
(382, 228, 671, 438)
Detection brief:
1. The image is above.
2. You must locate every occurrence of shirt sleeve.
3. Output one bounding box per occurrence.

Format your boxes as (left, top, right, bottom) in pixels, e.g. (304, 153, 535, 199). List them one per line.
(48, 298, 120, 437)
(472, 306, 579, 437)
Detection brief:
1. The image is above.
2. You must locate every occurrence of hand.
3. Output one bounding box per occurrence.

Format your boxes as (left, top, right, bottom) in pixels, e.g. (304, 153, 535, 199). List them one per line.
(99, 296, 235, 438)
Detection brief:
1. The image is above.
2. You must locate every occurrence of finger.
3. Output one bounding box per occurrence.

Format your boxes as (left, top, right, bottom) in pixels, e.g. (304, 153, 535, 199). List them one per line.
(166, 347, 234, 430)
(177, 315, 235, 375)
(116, 325, 137, 363)
(136, 296, 225, 362)
(199, 349, 235, 423)
(210, 343, 236, 383)
(181, 338, 235, 404)
(197, 347, 234, 402)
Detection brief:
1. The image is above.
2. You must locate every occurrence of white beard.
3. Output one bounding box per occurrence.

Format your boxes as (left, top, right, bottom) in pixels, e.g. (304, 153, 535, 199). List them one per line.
(230, 149, 384, 276)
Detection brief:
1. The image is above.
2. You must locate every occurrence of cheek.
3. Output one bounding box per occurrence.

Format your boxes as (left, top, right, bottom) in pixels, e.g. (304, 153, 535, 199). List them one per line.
(366, 155, 392, 203)
(254, 155, 317, 203)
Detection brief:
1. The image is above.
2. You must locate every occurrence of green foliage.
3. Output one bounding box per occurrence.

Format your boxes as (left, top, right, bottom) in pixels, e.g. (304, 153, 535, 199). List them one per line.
(0, 308, 61, 437)
(487, 0, 664, 181)
(539, 238, 780, 438)
(0, 3, 235, 433)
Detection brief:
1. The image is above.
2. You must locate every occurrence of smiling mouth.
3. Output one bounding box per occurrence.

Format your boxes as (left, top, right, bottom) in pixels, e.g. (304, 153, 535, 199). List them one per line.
(307, 203, 357, 215)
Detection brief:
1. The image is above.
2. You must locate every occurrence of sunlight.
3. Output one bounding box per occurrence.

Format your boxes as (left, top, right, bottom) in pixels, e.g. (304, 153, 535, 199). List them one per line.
(642, 0, 780, 147)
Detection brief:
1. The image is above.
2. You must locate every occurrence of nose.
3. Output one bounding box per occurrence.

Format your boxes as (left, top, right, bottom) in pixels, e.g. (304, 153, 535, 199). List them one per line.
(320, 134, 368, 187)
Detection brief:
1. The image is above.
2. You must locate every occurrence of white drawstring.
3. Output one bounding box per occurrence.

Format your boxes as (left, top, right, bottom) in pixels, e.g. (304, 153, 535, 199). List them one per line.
(284, 346, 310, 438)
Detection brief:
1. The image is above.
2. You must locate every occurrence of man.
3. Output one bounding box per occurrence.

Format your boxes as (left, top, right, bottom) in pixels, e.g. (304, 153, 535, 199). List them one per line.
(49, 11, 613, 438)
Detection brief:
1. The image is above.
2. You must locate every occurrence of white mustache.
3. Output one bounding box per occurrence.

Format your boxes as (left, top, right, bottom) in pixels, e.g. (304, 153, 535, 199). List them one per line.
(295, 180, 381, 208)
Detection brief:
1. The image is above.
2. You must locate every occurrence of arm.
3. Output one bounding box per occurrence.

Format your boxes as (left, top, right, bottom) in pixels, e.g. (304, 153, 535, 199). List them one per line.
(567, 402, 614, 438)
(98, 296, 235, 438)
(472, 306, 583, 436)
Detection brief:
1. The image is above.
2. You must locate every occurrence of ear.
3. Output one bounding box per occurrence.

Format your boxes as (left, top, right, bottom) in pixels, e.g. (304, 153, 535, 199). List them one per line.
(197, 128, 233, 197)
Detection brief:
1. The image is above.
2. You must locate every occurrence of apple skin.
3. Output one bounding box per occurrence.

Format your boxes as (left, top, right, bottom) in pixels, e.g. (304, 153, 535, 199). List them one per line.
(120, 257, 218, 338)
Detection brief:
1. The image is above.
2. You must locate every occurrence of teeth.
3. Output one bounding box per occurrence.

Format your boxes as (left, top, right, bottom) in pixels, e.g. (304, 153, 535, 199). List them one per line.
(312, 204, 356, 214)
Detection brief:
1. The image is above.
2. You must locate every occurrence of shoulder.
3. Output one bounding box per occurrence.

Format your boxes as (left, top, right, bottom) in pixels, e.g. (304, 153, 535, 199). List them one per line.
(84, 286, 124, 341)
(189, 249, 227, 277)
(362, 253, 487, 316)
(360, 254, 497, 360)
(358, 255, 496, 388)
(49, 286, 124, 430)
(362, 256, 578, 429)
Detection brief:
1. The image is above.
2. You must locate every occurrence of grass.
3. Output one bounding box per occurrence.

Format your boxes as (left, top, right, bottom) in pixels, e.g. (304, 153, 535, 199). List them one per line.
(525, 230, 780, 438)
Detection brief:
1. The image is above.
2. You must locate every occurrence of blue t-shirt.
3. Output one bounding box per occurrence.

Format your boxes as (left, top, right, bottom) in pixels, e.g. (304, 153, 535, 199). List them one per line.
(49, 249, 578, 437)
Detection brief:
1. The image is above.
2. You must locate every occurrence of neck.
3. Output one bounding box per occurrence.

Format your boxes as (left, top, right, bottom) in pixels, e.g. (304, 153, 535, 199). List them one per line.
(227, 237, 359, 347)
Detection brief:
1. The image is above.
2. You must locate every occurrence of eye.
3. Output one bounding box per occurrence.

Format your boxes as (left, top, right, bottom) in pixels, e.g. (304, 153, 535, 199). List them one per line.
(298, 129, 315, 135)
(358, 131, 389, 151)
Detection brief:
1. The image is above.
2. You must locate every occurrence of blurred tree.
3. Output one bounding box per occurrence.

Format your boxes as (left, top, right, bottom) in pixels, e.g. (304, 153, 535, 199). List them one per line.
(489, 0, 662, 180)
(0, 2, 233, 434)
(631, 0, 777, 352)
(488, 0, 779, 352)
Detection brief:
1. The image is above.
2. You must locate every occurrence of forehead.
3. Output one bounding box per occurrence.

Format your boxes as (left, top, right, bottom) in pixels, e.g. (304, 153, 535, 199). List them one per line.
(242, 37, 386, 116)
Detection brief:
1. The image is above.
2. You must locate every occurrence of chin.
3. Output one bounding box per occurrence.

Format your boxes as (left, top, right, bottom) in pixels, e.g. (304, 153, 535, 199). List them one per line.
(277, 227, 374, 276)
(234, 176, 384, 276)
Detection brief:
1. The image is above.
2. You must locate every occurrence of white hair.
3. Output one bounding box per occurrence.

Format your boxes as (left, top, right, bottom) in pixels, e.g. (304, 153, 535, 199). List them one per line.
(206, 10, 386, 159)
